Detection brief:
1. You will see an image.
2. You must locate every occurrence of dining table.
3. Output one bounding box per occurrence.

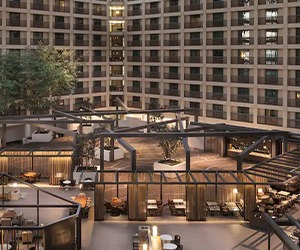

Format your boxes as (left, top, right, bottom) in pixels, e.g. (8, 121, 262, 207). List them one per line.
(163, 243, 177, 250)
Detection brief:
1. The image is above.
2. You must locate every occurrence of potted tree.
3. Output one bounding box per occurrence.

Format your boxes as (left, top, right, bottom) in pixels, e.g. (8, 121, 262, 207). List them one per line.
(153, 127, 185, 172)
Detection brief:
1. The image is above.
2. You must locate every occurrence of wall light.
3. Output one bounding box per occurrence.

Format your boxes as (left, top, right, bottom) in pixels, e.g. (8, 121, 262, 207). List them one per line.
(233, 188, 238, 194)
(143, 243, 148, 250)
(152, 225, 157, 238)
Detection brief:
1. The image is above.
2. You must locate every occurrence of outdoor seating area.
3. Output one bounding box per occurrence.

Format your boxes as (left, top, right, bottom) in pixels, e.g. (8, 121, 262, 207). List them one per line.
(104, 197, 128, 216)
(71, 193, 92, 218)
(168, 199, 186, 217)
(18, 172, 41, 183)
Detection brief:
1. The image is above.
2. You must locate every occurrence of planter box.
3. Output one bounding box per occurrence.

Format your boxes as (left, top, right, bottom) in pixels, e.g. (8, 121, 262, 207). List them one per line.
(73, 165, 100, 184)
(94, 148, 124, 162)
(153, 161, 186, 177)
(27, 130, 53, 143)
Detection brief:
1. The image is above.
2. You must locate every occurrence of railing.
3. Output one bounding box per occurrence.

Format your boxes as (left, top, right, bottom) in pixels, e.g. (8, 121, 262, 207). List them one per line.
(74, 87, 89, 95)
(164, 89, 180, 96)
(230, 94, 254, 103)
(74, 7, 89, 14)
(231, 18, 254, 26)
(164, 40, 180, 46)
(206, 38, 226, 45)
(258, 36, 283, 45)
(206, 56, 227, 64)
(127, 101, 142, 109)
(184, 91, 202, 98)
(164, 56, 180, 63)
(92, 71, 106, 77)
(206, 20, 227, 27)
(74, 40, 89, 46)
(127, 9, 142, 16)
(257, 97, 283, 106)
(231, 37, 254, 45)
(145, 24, 161, 30)
(206, 92, 227, 101)
(206, 110, 227, 119)
(231, 0, 254, 7)
(92, 86, 106, 93)
(288, 58, 300, 65)
(287, 99, 300, 107)
(73, 24, 89, 30)
(127, 56, 142, 62)
(145, 56, 160, 62)
(231, 57, 254, 64)
(31, 3, 49, 10)
(53, 22, 70, 29)
(164, 73, 180, 80)
(127, 86, 142, 93)
(92, 56, 106, 62)
(53, 5, 70, 12)
(127, 71, 142, 77)
(288, 15, 300, 23)
(31, 39, 50, 45)
(7, 19, 26, 27)
(231, 75, 254, 84)
(184, 3, 202, 11)
(257, 77, 283, 85)
(127, 25, 142, 32)
(93, 101, 106, 108)
(257, 116, 283, 126)
(206, 74, 227, 82)
(127, 41, 142, 47)
(184, 22, 203, 29)
(258, 16, 283, 25)
(206, 1, 227, 9)
(31, 21, 49, 28)
(164, 5, 180, 13)
(231, 113, 253, 123)
(258, 57, 283, 65)
(164, 23, 181, 29)
(145, 72, 160, 78)
(145, 8, 160, 15)
(288, 36, 300, 44)
(184, 57, 202, 63)
(287, 119, 300, 129)
(184, 74, 202, 81)
(184, 39, 202, 46)
(7, 38, 27, 45)
(145, 88, 160, 95)
(288, 78, 300, 86)
(6, 0, 26, 8)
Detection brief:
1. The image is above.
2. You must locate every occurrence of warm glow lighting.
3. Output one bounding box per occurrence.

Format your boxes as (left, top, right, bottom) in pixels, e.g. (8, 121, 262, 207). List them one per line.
(233, 188, 238, 194)
(258, 188, 263, 193)
(143, 243, 147, 250)
(79, 184, 83, 190)
(12, 183, 18, 187)
(152, 226, 157, 238)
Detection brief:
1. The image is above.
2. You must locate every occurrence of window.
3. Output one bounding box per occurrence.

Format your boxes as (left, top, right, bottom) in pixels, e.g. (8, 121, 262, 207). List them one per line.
(150, 50, 159, 57)
(265, 69, 278, 78)
(169, 50, 178, 57)
(94, 96, 101, 102)
(213, 31, 223, 39)
(169, 67, 178, 73)
(238, 50, 250, 64)
(150, 34, 159, 41)
(133, 4, 140, 10)
(190, 84, 200, 92)
(33, 32, 43, 40)
(190, 0, 200, 4)
(170, 16, 178, 23)
(265, 109, 278, 118)
(190, 102, 200, 109)
(55, 33, 64, 40)
(238, 107, 249, 114)
(33, 14, 43, 22)
(133, 81, 140, 88)
(93, 34, 101, 41)
(213, 13, 223, 21)
(150, 66, 159, 72)
(133, 65, 141, 72)
(190, 15, 200, 23)
(132, 96, 140, 102)
(169, 100, 178, 107)
(238, 11, 250, 24)
(94, 50, 101, 56)
(213, 50, 223, 57)
(132, 50, 140, 57)
(93, 81, 101, 87)
(266, 9, 278, 24)
(213, 68, 223, 75)
(190, 67, 200, 74)
(150, 18, 159, 25)
(239, 30, 250, 45)
(213, 104, 223, 111)
(10, 12, 20, 20)
(213, 86, 223, 93)
(75, 34, 83, 41)
(150, 82, 159, 88)
(296, 112, 300, 121)
(150, 97, 159, 104)
(133, 35, 141, 41)
(169, 33, 178, 40)
(150, 2, 159, 9)
(190, 32, 200, 40)
(190, 50, 200, 57)
(55, 16, 64, 23)
(266, 30, 278, 44)
(75, 1, 83, 9)
(265, 49, 278, 65)
(132, 19, 141, 26)
(265, 89, 278, 98)
(296, 70, 300, 79)
(170, 0, 179, 6)
(238, 88, 249, 96)
(238, 68, 249, 77)
(169, 83, 178, 90)
(75, 18, 83, 25)
(93, 65, 101, 72)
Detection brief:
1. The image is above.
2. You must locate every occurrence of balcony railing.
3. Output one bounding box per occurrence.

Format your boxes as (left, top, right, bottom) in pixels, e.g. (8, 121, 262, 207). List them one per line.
(92, 41, 106, 47)
(92, 56, 106, 62)
(55, 105, 70, 111)
(184, 91, 202, 98)
(74, 40, 89, 46)
(206, 92, 227, 101)
(184, 108, 203, 116)
(184, 73, 202, 81)
(184, 3, 202, 11)
(74, 87, 89, 95)
(109, 85, 124, 91)
(92, 71, 106, 77)
(164, 73, 180, 79)
(206, 56, 227, 64)
(184, 57, 202, 63)
(258, 57, 283, 65)
(288, 99, 300, 107)
(145, 40, 160, 46)
(145, 24, 161, 30)
(164, 89, 180, 96)
(288, 58, 300, 65)
(258, 0, 283, 4)
(288, 78, 300, 86)
(145, 72, 160, 78)
(230, 57, 254, 64)
(231, 0, 254, 7)
(53, 22, 70, 29)
(127, 71, 142, 77)
(31, 21, 49, 28)
(206, 74, 227, 82)
(184, 22, 202, 29)
(288, 15, 300, 24)
(7, 38, 27, 45)
(231, 75, 254, 84)
(258, 36, 283, 45)
(257, 116, 282, 126)
(127, 56, 142, 62)
(6, 0, 26, 8)
(127, 101, 142, 109)
(53, 5, 70, 12)
(257, 77, 283, 85)
(127, 25, 142, 32)
(258, 16, 283, 25)
(231, 37, 254, 45)
(206, 1, 227, 9)
(206, 38, 226, 45)
(145, 8, 160, 15)
(164, 40, 180, 46)
(230, 94, 254, 103)
(92, 9, 106, 16)
(127, 41, 142, 47)
(164, 23, 181, 29)
(31, 3, 49, 11)
(73, 24, 89, 30)
(92, 25, 106, 31)
(93, 101, 106, 109)
(74, 7, 89, 14)
(145, 88, 160, 95)
(288, 36, 300, 44)
(145, 56, 160, 62)
(164, 5, 180, 13)
(257, 97, 283, 106)
(127, 9, 142, 16)
(184, 39, 202, 46)
(75, 56, 89, 62)
(231, 18, 254, 26)
(77, 72, 89, 78)
(206, 20, 227, 27)
(7, 19, 26, 27)
(92, 86, 106, 93)
(31, 39, 50, 45)
(206, 110, 227, 119)
(287, 119, 300, 129)
(231, 113, 253, 123)
(127, 86, 142, 93)
(164, 56, 180, 63)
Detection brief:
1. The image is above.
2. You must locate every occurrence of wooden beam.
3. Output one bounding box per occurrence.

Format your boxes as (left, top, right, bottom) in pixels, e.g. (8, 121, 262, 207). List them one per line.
(52, 109, 84, 122)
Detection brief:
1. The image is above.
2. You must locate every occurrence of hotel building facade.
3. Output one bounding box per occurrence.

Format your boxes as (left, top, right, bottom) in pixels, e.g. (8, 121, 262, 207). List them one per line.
(0, 0, 300, 133)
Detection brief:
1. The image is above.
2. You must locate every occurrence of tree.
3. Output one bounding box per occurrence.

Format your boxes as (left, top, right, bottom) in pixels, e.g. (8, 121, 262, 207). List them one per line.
(73, 132, 97, 166)
(148, 100, 164, 123)
(158, 127, 182, 161)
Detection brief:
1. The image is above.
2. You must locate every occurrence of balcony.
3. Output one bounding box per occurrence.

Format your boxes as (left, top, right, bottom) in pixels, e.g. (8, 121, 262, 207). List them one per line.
(206, 92, 227, 101)
(184, 22, 202, 29)
(145, 88, 160, 95)
(184, 108, 203, 116)
(288, 78, 300, 86)
(231, 0, 254, 7)
(206, 110, 227, 119)
(109, 85, 124, 91)
(184, 91, 202, 99)
(145, 72, 160, 78)
(231, 113, 253, 123)
(53, 22, 70, 29)
(230, 94, 254, 103)
(258, 57, 283, 65)
(110, 71, 123, 77)
(206, 38, 226, 46)
(92, 86, 106, 93)
(127, 101, 142, 109)
(288, 99, 300, 107)
(206, 20, 227, 27)
(258, 97, 283, 106)
(288, 15, 300, 24)
(184, 3, 202, 11)
(257, 116, 282, 126)
(206, 56, 227, 64)
(164, 23, 181, 29)
(127, 41, 142, 47)
(6, 0, 26, 8)
(288, 36, 300, 44)
(164, 5, 180, 13)
(287, 119, 300, 129)
(31, 39, 49, 45)
(145, 8, 160, 15)
(184, 39, 202, 46)
(164, 56, 180, 63)
(73, 24, 89, 31)
(258, 0, 283, 4)
(164, 40, 180, 46)
(258, 16, 283, 25)
(31, 21, 49, 28)
(258, 36, 283, 45)
(74, 40, 89, 46)
(74, 87, 89, 95)
(74, 7, 89, 15)
(288, 58, 300, 65)
(75, 56, 89, 62)
(55, 105, 70, 112)
(231, 37, 254, 45)
(164, 89, 180, 96)
(128, 71, 142, 77)
(7, 38, 27, 45)
(145, 24, 161, 30)
(231, 18, 254, 26)
(257, 77, 283, 85)
(93, 101, 106, 109)
(92, 9, 106, 16)
(206, 1, 227, 9)
(231, 57, 254, 64)
(77, 72, 89, 78)
(145, 56, 160, 62)
(184, 57, 202, 63)
(127, 86, 142, 93)
(231, 75, 253, 84)
(127, 56, 142, 62)
(206, 75, 227, 82)
(110, 56, 124, 62)
(92, 71, 106, 77)
(127, 25, 142, 32)
(128, 9, 142, 16)
(7, 19, 26, 27)
(92, 40, 106, 47)
(92, 56, 106, 62)
(31, 3, 49, 11)
(53, 5, 70, 12)
(184, 73, 202, 81)
(145, 40, 160, 46)
(164, 73, 180, 80)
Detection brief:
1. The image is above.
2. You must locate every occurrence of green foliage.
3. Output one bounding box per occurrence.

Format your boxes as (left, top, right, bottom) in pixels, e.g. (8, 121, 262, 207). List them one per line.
(73, 132, 97, 166)
(148, 101, 164, 123)
(0, 45, 78, 114)
(158, 127, 182, 161)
